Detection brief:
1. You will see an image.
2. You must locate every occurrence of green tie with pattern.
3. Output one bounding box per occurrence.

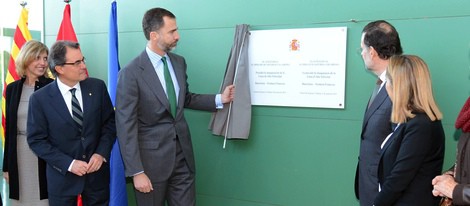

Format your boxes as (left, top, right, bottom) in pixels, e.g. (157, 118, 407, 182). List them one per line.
(161, 57, 177, 117)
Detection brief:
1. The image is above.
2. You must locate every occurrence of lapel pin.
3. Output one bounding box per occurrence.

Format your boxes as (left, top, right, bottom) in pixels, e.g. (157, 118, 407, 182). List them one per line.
(89, 93, 92, 96)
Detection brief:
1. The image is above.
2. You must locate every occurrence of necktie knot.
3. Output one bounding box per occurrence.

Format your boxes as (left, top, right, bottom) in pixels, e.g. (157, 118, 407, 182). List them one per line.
(161, 57, 167, 66)
(376, 79, 383, 85)
(70, 88, 77, 95)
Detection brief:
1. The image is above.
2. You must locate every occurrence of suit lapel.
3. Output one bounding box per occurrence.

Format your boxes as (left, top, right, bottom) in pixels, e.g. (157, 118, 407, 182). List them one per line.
(139, 51, 172, 112)
(48, 81, 76, 128)
(362, 87, 388, 129)
(168, 53, 185, 115)
(380, 124, 403, 156)
(80, 80, 92, 128)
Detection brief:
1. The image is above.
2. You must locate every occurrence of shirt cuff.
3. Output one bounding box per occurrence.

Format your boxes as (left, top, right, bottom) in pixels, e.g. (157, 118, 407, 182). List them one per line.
(68, 159, 75, 172)
(215, 94, 223, 109)
(133, 171, 144, 176)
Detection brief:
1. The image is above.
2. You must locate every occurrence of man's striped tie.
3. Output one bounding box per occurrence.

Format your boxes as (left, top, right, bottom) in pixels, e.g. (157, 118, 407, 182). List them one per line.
(70, 88, 83, 132)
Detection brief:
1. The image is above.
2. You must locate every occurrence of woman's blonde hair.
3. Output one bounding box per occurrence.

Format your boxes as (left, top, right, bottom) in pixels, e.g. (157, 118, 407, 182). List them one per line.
(386, 55, 443, 123)
(15, 40, 51, 78)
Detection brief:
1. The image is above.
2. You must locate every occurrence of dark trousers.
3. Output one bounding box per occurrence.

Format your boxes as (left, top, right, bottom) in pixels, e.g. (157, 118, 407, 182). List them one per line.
(48, 168, 110, 206)
(135, 141, 195, 206)
(48, 187, 109, 206)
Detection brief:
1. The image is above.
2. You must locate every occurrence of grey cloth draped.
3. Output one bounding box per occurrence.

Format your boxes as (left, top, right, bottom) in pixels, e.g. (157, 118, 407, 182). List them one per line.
(209, 24, 251, 140)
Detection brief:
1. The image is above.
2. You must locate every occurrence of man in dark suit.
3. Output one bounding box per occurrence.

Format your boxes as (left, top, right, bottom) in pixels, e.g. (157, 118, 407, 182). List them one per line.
(354, 20, 403, 206)
(115, 7, 235, 206)
(27, 40, 116, 206)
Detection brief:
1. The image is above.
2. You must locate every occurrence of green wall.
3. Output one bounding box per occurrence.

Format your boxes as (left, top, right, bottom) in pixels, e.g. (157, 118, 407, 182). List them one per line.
(44, 0, 470, 205)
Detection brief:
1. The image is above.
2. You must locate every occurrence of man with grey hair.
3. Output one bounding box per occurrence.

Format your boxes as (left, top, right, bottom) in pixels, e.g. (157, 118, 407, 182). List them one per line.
(27, 40, 116, 206)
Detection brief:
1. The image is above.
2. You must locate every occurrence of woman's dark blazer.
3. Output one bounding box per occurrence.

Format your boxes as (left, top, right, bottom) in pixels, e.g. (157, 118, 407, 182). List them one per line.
(374, 113, 445, 206)
(2, 76, 53, 200)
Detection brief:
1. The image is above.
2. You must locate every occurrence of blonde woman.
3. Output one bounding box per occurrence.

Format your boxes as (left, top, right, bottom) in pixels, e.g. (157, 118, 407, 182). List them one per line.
(373, 55, 444, 206)
(3, 40, 53, 205)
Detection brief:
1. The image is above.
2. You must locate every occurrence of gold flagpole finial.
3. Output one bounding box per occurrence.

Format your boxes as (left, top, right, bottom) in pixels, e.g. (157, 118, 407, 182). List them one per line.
(20, 1, 27, 7)
(64, 0, 72, 3)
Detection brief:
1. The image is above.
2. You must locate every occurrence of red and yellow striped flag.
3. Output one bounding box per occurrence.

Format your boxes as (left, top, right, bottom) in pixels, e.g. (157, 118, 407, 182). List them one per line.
(1, 7, 32, 147)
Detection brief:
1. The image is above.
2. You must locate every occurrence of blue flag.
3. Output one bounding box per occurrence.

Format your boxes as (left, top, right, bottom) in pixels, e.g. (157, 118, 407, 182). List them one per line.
(108, 1, 119, 105)
(108, 1, 128, 205)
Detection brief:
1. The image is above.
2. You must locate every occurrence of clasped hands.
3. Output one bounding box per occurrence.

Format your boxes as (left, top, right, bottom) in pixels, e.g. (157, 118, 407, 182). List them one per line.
(71, 153, 105, 176)
(432, 171, 458, 199)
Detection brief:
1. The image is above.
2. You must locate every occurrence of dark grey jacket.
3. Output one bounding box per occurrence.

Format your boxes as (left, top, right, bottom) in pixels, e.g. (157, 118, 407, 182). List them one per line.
(453, 132, 470, 205)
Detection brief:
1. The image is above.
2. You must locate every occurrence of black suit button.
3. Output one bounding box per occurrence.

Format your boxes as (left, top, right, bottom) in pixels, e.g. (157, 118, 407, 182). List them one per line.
(82, 155, 86, 159)
(81, 137, 85, 141)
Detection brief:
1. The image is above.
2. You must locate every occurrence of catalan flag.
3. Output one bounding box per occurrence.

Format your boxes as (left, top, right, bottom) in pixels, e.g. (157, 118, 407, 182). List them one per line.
(1, 6, 32, 147)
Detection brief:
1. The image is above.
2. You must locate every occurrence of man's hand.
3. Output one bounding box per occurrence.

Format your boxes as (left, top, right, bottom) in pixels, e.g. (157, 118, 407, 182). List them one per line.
(432, 174, 458, 198)
(71, 160, 89, 176)
(221, 85, 235, 103)
(133, 173, 154, 193)
(87, 153, 105, 173)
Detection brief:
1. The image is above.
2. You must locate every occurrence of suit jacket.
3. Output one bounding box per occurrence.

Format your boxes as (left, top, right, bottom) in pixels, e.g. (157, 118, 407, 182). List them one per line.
(355, 86, 394, 206)
(116, 51, 216, 182)
(27, 78, 116, 196)
(374, 113, 444, 206)
(450, 132, 470, 204)
(3, 77, 52, 200)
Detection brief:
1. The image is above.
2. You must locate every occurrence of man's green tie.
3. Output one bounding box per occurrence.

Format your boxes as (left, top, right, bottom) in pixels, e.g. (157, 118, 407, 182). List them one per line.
(161, 57, 177, 117)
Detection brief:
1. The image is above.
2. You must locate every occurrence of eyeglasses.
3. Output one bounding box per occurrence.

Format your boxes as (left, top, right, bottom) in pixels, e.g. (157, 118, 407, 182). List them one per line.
(63, 57, 86, 66)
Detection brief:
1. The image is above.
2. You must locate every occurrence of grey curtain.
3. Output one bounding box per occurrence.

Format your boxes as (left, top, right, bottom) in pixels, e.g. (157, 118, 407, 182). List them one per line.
(209, 24, 251, 140)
